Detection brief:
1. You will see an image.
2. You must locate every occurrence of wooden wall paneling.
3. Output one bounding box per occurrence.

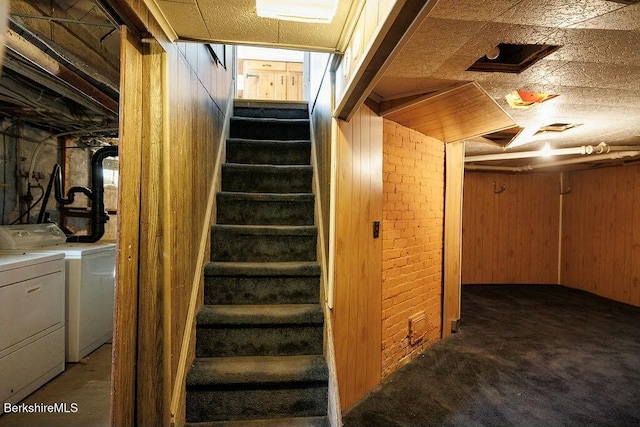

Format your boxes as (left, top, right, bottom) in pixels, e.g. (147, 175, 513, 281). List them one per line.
(632, 167, 640, 306)
(345, 107, 362, 404)
(354, 108, 370, 400)
(112, 26, 143, 427)
(562, 166, 640, 306)
(333, 113, 353, 409)
(136, 39, 168, 427)
(366, 108, 383, 393)
(443, 141, 464, 337)
(462, 172, 560, 285)
(492, 176, 510, 281)
(333, 105, 383, 410)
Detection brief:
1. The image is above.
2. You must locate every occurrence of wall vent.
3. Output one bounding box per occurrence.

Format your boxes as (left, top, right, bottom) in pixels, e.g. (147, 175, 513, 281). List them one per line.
(408, 312, 426, 345)
(467, 43, 561, 74)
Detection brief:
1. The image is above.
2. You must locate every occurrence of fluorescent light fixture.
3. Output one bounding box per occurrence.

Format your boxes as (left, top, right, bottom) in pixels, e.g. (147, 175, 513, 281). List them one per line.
(256, 0, 338, 23)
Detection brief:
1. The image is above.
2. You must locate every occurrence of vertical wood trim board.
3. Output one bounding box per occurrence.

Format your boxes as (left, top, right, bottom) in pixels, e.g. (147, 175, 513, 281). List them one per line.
(112, 26, 143, 427)
(333, 104, 383, 410)
(443, 141, 464, 338)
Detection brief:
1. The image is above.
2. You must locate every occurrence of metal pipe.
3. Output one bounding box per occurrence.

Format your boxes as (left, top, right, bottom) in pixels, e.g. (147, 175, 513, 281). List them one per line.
(5, 29, 119, 114)
(67, 145, 118, 243)
(465, 145, 593, 163)
(465, 151, 640, 172)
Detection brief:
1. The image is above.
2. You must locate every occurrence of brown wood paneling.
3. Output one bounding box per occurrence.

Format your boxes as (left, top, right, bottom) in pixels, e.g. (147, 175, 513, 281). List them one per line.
(112, 26, 143, 427)
(136, 39, 168, 427)
(461, 172, 560, 285)
(109, 4, 234, 426)
(561, 165, 640, 306)
(443, 142, 464, 337)
(384, 83, 515, 143)
(333, 104, 383, 410)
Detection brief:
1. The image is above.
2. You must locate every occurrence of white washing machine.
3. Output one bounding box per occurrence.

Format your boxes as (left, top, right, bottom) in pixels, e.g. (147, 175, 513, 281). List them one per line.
(0, 252, 66, 410)
(0, 224, 116, 362)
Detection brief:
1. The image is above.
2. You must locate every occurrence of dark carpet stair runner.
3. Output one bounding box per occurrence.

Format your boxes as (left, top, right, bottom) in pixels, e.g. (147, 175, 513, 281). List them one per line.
(185, 101, 328, 427)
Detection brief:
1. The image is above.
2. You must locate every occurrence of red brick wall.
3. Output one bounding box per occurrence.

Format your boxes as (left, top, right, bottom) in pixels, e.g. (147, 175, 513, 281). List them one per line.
(381, 119, 445, 377)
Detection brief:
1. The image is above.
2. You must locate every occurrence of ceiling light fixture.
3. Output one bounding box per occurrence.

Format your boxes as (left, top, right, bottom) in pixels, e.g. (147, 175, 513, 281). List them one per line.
(541, 142, 553, 158)
(486, 46, 500, 60)
(256, 0, 338, 23)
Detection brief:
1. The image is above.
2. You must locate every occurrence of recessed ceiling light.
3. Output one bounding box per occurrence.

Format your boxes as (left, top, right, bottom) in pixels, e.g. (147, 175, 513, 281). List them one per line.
(256, 0, 338, 23)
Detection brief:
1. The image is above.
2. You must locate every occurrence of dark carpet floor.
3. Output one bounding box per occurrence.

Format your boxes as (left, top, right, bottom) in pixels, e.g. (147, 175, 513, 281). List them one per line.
(343, 285, 640, 427)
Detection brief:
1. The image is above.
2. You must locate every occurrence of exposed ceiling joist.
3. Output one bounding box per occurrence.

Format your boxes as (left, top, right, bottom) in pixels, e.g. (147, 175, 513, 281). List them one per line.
(10, 0, 120, 90)
(2, 54, 117, 118)
(5, 28, 119, 116)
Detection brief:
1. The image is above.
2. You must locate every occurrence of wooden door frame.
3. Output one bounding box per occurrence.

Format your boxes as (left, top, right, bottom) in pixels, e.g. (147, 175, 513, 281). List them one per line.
(112, 26, 169, 427)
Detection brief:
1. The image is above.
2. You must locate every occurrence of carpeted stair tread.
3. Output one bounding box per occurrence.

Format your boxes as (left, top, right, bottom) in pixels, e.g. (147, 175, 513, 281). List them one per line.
(231, 117, 310, 125)
(187, 355, 328, 386)
(185, 415, 328, 427)
(205, 261, 320, 276)
(217, 192, 314, 202)
(212, 224, 317, 236)
(216, 192, 314, 226)
(222, 164, 312, 193)
(226, 138, 311, 165)
(230, 117, 310, 141)
(197, 304, 323, 326)
(223, 163, 312, 172)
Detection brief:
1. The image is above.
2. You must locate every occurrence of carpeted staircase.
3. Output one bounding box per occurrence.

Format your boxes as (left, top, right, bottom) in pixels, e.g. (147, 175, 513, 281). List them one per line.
(185, 101, 329, 427)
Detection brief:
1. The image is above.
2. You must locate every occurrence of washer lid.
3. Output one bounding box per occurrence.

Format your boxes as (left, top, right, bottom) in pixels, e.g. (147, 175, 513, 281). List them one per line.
(0, 252, 64, 271)
(0, 224, 67, 249)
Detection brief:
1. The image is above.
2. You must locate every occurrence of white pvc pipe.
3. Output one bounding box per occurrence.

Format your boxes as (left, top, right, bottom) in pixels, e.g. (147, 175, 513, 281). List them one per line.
(465, 145, 593, 163)
(465, 151, 640, 172)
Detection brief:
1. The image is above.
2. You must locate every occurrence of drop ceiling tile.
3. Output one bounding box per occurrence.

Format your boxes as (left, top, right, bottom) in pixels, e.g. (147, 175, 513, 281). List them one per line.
(493, 0, 623, 28)
(277, 21, 341, 51)
(544, 29, 640, 66)
(158, 1, 210, 39)
(429, 0, 522, 21)
(385, 18, 485, 78)
(195, 0, 278, 44)
(569, 4, 640, 30)
(535, 61, 640, 90)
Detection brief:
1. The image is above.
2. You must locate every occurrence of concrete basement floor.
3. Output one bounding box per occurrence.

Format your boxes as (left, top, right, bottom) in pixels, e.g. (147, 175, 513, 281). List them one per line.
(0, 344, 112, 427)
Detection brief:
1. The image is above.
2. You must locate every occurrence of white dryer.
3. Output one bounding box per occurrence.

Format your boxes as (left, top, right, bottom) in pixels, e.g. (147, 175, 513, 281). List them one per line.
(0, 224, 116, 362)
(0, 252, 66, 410)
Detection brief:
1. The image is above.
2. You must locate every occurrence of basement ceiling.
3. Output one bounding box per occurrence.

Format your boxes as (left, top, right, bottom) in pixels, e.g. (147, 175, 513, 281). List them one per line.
(376, 0, 640, 163)
(0, 0, 120, 134)
(145, 0, 359, 51)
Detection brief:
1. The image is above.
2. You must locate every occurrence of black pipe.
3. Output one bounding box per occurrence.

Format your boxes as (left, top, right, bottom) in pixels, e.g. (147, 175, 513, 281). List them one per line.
(67, 145, 118, 243)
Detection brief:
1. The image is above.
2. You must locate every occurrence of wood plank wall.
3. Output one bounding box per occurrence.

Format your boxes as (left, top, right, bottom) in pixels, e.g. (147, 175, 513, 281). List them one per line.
(381, 119, 444, 377)
(462, 172, 560, 285)
(309, 53, 332, 265)
(333, 104, 383, 410)
(562, 165, 640, 306)
(110, 2, 234, 426)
